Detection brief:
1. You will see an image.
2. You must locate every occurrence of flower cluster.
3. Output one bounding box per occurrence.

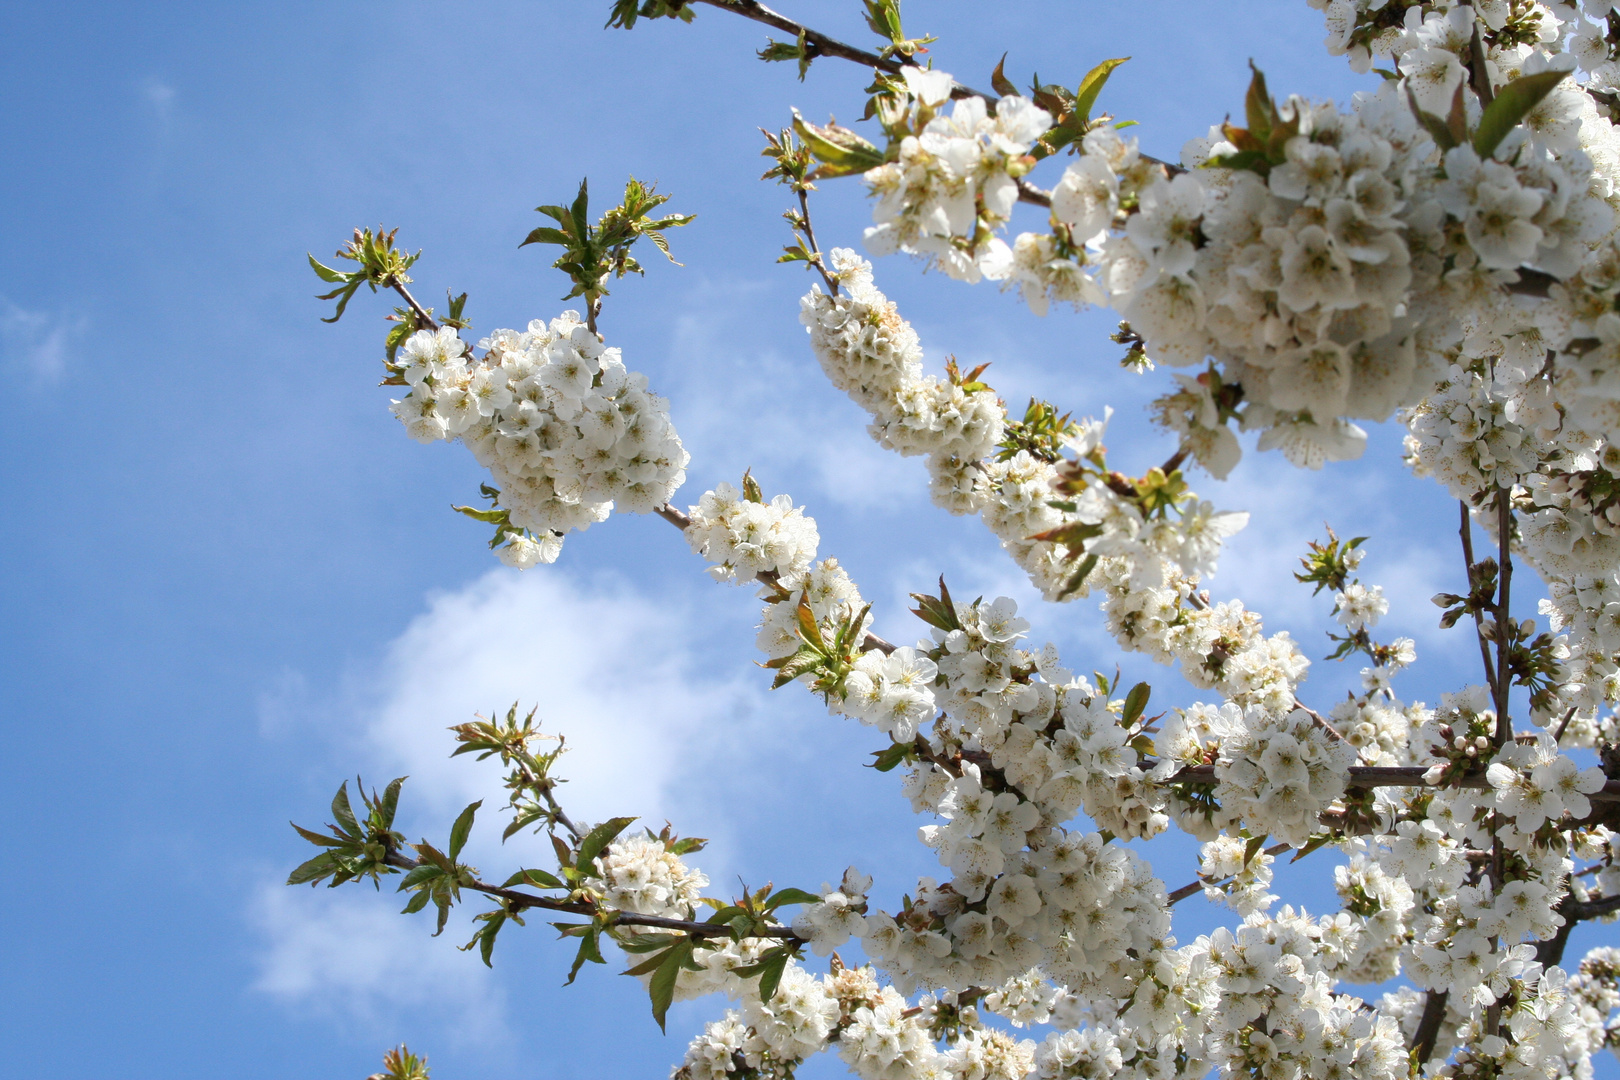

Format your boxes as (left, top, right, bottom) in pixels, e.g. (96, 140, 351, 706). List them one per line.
(684, 479, 820, 585)
(1214, 706, 1357, 847)
(387, 315, 688, 566)
(596, 833, 709, 921)
(863, 67, 1053, 283)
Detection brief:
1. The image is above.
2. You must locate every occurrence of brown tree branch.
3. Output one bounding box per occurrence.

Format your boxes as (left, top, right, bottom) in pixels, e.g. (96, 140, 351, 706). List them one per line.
(1493, 489, 1514, 746)
(1410, 988, 1450, 1066)
(391, 281, 439, 331)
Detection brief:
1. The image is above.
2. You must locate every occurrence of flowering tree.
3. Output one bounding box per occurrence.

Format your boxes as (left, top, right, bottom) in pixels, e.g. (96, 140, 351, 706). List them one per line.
(290, 2, 1620, 1078)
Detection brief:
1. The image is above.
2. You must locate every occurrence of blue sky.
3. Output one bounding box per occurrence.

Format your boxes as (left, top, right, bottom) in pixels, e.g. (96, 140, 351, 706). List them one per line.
(3, 2, 1615, 1078)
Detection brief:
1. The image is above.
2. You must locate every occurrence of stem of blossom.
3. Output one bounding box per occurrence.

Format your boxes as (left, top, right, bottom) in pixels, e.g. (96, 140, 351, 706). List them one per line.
(1016, 179, 1053, 209)
(540, 786, 585, 842)
(1410, 988, 1449, 1065)
(1459, 502, 1500, 700)
(1469, 21, 1495, 107)
(797, 187, 839, 295)
(1554, 706, 1579, 743)
(392, 281, 439, 332)
(1294, 700, 1347, 744)
(381, 849, 802, 940)
(653, 503, 898, 654)
(1493, 489, 1514, 745)
(1166, 841, 1290, 905)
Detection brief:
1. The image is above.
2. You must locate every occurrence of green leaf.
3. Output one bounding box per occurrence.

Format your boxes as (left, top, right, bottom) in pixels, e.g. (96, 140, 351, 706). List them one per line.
(909, 575, 961, 633)
(564, 925, 605, 985)
(1290, 835, 1330, 862)
(291, 822, 349, 849)
(1243, 833, 1268, 867)
(331, 782, 360, 838)
(764, 887, 823, 910)
(794, 594, 828, 652)
(750, 948, 790, 1001)
(1073, 57, 1129, 125)
(1473, 68, 1569, 159)
(286, 852, 337, 886)
(520, 226, 572, 248)
(503, 867, 565, 889)
(1406, 85, 1458, 151)
(470, 911, 505, 967)
(307, 253, 349, 284)
(398, 864, 445, 890)
(647, 939, 696, 1031)
(792, 111, 886, 179)
(577, 815, 638, 872)
(380, 777, 405, 829)
(448, 800, 482, 863)
(569, 178, 591, 242)
(869, 742, 912, 772)
(768, 646, 825, 690)
(1244, 63, 1274, 143)
(1122, 682, 1151, 726)
(400, 889, 433, 915)
(1056, 553, 1100, 600)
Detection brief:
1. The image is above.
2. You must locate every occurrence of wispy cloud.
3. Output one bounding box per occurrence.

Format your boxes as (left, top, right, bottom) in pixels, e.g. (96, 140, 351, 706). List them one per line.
(253, 567, 797, 1021)
(251, 881, 507, 1042)
(0, 299, 83, 382)
(142, 77, 176, 124)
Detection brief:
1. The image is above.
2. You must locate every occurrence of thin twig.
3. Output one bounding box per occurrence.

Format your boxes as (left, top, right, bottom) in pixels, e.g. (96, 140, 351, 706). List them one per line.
(1494, 488, 1514, 746)
(391, 281, 439, 331)
(383, 850, 801, 939)
(798, 187, 839, 295)
(1459, 502, 1500, 699)
(1167, 841, 1290, 905)
(540, 787, 585, 842)
(1554, 706, 1579, 743)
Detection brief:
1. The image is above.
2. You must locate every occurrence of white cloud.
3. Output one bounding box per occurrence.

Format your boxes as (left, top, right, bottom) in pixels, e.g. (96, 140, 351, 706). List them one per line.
(255, 567, 796, 1021)
(251, 881, 508, 1044)
(354, 569, 757, 834)
(0, 299, 82, 382)
(142, 77, 176, 123)
(660, 281, 926, 514)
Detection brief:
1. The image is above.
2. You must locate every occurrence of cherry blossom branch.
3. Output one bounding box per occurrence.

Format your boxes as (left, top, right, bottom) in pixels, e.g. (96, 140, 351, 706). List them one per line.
(1157, 761, 1620, 800)
(797, 186, 840, 295)
(380, 849, 802, 940)
(685, 0, 987, 95)
(680, 0, 1181, 186)
(654, 503, 898, 653)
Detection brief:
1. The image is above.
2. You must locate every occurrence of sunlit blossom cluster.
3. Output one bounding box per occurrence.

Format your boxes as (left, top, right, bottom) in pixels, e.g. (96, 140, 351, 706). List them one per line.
(386, 314, 688, 566)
